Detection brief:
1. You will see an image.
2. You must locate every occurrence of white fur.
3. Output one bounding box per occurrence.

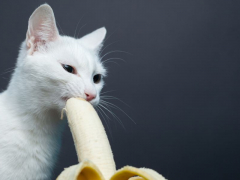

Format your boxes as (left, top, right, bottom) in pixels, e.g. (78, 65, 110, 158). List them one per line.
(0, 4, 106, 180)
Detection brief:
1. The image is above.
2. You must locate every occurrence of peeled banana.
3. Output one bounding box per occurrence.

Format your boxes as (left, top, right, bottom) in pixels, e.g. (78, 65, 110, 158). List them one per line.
(57, 98, 166, 180)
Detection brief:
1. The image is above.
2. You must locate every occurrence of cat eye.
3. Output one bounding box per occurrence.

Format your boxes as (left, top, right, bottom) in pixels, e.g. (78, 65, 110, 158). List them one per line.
(62, 64, 74, 74)
(93, 74, 102, 84)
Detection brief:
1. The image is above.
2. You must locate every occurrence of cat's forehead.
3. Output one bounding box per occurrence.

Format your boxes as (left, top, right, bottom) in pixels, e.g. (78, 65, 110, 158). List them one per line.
(53, 36, 96, 63)
(51, 36, 104, 74)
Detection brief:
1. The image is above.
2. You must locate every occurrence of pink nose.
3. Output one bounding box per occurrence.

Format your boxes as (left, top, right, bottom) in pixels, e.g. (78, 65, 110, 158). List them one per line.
(85, 92, 96, 101)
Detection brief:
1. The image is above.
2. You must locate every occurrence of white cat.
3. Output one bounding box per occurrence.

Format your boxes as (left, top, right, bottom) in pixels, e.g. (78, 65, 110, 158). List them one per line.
(0, 4, 107, 180)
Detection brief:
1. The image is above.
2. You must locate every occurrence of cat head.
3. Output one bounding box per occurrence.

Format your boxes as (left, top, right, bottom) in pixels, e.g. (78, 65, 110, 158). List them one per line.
(14, 4, 106, 112)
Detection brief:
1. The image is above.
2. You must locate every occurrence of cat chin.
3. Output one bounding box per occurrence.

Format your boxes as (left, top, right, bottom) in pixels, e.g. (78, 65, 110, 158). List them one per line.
(89, 99, 100, 107)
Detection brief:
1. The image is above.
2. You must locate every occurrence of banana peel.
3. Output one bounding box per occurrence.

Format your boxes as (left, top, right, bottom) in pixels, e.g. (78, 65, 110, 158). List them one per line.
(57, 98, 166, 180)
(57, 161, 166, 180)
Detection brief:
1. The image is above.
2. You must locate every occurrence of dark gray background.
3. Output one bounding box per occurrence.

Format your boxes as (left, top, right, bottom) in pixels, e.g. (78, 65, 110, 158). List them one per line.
(0, 0, 240, 179)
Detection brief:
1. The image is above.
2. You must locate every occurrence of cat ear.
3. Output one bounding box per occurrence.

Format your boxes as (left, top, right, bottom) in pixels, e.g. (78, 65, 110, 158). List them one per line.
(26, 4, 59, 55)
(79, 27, 106, 52)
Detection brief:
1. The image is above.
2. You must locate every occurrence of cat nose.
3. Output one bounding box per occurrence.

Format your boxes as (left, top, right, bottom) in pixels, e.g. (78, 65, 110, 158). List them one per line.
(85, 91, 96, 101)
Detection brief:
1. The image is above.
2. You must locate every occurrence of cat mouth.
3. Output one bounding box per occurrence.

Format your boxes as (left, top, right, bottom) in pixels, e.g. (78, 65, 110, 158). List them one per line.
(62, 96, 86, 102)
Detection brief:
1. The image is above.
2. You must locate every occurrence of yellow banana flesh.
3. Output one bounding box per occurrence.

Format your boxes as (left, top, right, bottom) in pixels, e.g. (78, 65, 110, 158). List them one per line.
(57, 160, 104, 180)
(57, 98, 166, 180)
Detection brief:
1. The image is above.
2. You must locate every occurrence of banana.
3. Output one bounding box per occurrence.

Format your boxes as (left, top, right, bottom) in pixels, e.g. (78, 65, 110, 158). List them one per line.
(110, 166, 166, 180)
(57, 98, 166, 180)
(58, 98, 116, 180)
(56, 160, 104, 180)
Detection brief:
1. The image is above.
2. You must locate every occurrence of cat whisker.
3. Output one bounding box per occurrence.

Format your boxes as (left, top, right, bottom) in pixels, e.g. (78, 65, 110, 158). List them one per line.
(96, 105, 110, 123)
(98, 103, 125, 129)
(100, 50, 132, 61)
(100, 90, 116, 95)
(4, 67, 15, 71)
(100, 95, 131, 108)
(103, 61, 120, 66)
(104, 26, 119, 43)
(73, 13, 86, 38)
(100, 99, 135, 124)
(95, 105, 113, 137)
(102, 58, 125, 64)
(0, 67, 15, 75)
(1, 69, 14, 75)
(100, 41, 120, 56)
(77, 24, 87, 38)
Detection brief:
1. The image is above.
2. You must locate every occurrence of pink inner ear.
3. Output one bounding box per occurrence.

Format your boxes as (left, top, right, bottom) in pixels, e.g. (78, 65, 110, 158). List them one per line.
(26, 35, 47, 55)
(26, 5, 59, 55)
(26, 19, 58, 55)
